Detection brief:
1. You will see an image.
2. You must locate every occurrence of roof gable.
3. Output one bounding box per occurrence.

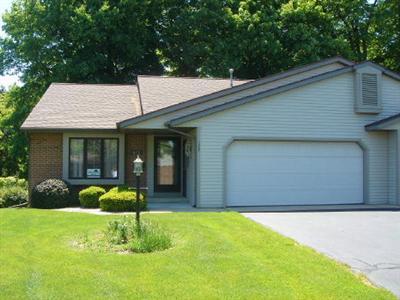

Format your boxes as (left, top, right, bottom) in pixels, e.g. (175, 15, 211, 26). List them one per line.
(167, 66, 353, 126)
(118, 56, 354, 128)
(166, 62, 400, 127)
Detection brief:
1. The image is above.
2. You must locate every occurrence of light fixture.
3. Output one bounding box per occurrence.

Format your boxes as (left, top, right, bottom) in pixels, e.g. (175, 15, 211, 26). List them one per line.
(133, 155, 144, 176)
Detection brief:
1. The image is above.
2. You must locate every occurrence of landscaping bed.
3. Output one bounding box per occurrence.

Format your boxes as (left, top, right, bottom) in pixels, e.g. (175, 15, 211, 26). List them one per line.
(0, 209, 395, 299)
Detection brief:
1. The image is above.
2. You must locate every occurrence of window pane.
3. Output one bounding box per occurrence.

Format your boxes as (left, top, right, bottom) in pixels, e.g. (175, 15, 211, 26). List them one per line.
(70, 139, 84, 178)
(157, 139, 176, 185)
(104, 139, 118, 178)
(87, 139, 101, 178)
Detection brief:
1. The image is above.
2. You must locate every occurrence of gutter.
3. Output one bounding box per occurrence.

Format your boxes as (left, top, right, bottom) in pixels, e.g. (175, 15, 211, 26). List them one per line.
(165, 123, 194, 138)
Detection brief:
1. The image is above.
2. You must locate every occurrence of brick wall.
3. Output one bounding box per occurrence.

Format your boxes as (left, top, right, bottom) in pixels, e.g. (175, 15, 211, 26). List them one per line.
(125, 134, 147, 187)
(29, 133, 63, 190)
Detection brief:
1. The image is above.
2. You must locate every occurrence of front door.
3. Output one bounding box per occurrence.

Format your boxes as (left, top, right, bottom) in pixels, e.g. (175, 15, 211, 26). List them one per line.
(154, 137, 181, 192)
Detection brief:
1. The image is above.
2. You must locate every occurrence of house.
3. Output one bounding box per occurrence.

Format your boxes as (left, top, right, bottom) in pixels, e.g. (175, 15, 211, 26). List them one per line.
(21, 57, 400, 208)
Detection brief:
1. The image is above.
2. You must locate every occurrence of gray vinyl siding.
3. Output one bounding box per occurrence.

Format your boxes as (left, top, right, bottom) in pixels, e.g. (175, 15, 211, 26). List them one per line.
(182, 73, 400, 208)
(388, 131, 397, 204)
(126, 63, 346, 129)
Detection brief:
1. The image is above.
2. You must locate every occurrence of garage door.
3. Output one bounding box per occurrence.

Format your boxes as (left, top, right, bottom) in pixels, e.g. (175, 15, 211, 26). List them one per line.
(226, 141, 363, 206)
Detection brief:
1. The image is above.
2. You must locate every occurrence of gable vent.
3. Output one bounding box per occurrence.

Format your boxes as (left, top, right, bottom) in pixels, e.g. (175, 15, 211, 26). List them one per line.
(361, 73, 378, 106)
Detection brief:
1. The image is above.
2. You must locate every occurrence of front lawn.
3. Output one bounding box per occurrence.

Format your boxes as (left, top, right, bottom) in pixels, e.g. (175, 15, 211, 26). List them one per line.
(0, 209, 394, 299)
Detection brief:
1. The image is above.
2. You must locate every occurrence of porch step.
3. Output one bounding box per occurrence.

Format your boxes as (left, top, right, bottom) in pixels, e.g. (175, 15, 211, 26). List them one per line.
(148, 197, 188, 203)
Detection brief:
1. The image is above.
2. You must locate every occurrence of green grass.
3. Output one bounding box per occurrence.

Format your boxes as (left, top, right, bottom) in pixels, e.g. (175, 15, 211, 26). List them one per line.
(0, 209, 395, 299)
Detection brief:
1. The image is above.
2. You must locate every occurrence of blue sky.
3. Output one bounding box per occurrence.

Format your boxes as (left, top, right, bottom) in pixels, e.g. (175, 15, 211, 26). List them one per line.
(0, 0, 20, 88)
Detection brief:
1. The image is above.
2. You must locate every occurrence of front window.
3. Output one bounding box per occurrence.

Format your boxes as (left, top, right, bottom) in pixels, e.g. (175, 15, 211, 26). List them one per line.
(69, 138, 119, 179)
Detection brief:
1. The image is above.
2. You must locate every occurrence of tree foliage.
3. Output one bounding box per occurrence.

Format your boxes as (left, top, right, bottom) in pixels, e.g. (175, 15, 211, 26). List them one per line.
(0, 0, 399, 177)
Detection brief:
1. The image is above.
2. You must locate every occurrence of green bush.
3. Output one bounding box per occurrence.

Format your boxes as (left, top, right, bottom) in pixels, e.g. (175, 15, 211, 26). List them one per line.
(31, 179, 70, 209)
(0, 176, 27, 189)
(79, 186, 106, 208)
(99, 186, 146, 212)
(106, 217, 172, 253)
(0, 186, 28, 208)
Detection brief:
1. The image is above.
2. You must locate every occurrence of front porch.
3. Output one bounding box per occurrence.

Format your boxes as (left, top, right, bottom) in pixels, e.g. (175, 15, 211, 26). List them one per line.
(124, 129, 197, 207)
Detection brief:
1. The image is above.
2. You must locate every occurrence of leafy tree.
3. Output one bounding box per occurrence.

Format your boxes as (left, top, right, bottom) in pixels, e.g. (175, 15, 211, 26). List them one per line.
(279, 0, 353, 68)
(317, 0, 379, 62)
(369, 0, 400, 72)
(0, 85, 37, 177)
(1, 0, 163, 84)
(157, 0, 285, 78)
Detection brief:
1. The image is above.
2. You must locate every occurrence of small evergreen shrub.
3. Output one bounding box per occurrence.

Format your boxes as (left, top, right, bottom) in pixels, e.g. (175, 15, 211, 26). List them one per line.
(79, 186, 106, 208)
(99, 186, 146, 212)
(0, 186, 28, 208)
(31, 179, 70, 209)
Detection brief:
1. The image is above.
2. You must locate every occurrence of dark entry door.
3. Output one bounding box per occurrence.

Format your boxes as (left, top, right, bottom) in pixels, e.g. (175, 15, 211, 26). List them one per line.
(154, 137, 181, 192)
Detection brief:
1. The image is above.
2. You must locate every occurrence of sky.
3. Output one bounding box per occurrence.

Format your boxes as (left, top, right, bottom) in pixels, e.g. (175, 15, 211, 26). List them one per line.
(0, 0, 20, 88)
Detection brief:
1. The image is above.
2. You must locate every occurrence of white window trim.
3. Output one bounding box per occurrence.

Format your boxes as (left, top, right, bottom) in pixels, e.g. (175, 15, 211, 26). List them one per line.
(354, 66, 382, 114)
(62, 132, 125, 185)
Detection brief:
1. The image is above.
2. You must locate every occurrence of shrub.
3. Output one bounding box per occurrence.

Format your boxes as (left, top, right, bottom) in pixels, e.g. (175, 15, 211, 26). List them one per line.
(0, 177, 27, 189)
(105, 217, 172, 253)
(0, 186, 28, 208)
(99, 186, 146, 212)
(31, 179, 70, 209)
(79, 186, 106, 208)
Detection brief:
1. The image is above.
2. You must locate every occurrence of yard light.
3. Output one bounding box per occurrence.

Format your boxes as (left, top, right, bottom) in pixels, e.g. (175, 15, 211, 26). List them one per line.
(133, 155, 144, 176)
(133, 155, 144, 226)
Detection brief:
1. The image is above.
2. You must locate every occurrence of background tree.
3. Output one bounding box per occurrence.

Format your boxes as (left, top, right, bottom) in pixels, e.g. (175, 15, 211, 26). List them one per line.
(279, 0, 353, 68)
(157, 0, 285, 78)
(369, 0, 400, 72)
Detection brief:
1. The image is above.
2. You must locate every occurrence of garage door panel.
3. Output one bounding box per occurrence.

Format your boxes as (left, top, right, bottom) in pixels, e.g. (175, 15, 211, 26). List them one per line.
(229, 157, 361, 172)
(229, 175, 361, 190)
(226, 141, 363, 206)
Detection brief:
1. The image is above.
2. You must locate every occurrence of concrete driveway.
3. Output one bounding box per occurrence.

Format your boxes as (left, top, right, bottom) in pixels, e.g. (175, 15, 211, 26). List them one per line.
(243, 211, 400, 297)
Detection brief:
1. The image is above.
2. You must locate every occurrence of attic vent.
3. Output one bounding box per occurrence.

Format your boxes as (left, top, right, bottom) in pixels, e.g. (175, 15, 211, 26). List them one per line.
(361, 73, 378, 106)
(355, 69, 382, 114)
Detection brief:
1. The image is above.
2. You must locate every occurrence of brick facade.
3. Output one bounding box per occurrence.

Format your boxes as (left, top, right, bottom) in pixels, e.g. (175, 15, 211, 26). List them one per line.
(125, 134, 147, 187)
(28, 133, 147, 192)
(29, 133, 63, 190)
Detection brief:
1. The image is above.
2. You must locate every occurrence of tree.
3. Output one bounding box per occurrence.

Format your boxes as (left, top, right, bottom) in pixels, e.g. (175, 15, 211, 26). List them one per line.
(1, 0, 163, 84)
(0, 84, 38, 177)
(157, 0, 285, 78)
(369, 0, 400, 72)
(279, 0, 353, 68)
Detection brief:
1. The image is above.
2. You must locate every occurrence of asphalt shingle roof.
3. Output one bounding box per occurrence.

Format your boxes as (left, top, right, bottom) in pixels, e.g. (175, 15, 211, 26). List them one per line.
(21, 83, 140, 130)
(21, 77, 250, 130)
(137, 75, 251, 114)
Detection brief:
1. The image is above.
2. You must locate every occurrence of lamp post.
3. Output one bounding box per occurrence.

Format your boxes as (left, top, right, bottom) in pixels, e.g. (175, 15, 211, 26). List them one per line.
(133, 155, 144, 225)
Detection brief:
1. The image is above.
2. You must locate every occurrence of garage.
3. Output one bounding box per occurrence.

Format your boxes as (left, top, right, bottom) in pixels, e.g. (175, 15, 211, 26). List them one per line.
(226, 141, 364, 206)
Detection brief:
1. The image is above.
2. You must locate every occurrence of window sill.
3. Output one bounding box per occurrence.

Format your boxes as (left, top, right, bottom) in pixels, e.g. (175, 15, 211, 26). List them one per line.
(355, 106, 382, 114)
(65, 178, 124, 186)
